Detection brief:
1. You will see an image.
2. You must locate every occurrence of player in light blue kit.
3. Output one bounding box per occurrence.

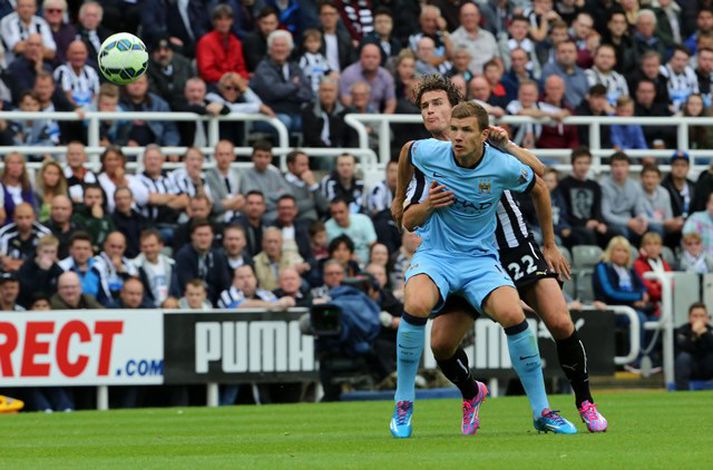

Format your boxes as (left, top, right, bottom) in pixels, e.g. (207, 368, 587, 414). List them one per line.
(390, 101, 576, 438)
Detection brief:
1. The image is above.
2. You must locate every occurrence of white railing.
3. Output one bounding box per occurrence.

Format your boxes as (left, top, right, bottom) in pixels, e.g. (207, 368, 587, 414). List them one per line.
(643, 272, 677, 389)
(344, 113, 713, 176)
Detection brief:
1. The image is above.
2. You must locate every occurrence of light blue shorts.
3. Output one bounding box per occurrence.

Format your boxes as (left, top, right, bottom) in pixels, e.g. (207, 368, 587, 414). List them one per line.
(404, 249, 515, 314)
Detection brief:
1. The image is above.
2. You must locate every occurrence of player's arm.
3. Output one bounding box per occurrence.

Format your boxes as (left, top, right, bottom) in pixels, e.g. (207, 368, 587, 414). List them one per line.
(489, 126, 545, 177)
(402, 181, 453, 232)
(391, 141, 416, 228)
(530, 175, 571, 279)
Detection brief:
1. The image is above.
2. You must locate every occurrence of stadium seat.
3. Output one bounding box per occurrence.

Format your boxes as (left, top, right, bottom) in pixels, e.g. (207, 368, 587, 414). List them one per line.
(558, 246, 576, 300)
(576, 269, 596, 303)
(661, 246, 676, 269)
(572, 245, 603, 269)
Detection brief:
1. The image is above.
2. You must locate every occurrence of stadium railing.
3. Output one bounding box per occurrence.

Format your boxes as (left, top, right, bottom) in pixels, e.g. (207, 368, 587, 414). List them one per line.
(344, 113, 713, 175)
(643, 271, 677, 390)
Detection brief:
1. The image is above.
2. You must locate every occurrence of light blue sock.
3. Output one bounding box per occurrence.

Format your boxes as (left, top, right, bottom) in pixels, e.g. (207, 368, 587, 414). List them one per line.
(505, 321, 550, 418)
(394, 312, 426, 403)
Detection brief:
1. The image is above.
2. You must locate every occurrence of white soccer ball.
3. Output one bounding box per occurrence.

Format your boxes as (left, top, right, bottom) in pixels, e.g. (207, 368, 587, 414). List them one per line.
(97, 32, 149, 86)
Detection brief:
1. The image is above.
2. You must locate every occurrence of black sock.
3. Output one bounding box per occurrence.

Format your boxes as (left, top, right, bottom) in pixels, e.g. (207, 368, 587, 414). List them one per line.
(436, 348, 478, 400)
(556, 330, 594, 408)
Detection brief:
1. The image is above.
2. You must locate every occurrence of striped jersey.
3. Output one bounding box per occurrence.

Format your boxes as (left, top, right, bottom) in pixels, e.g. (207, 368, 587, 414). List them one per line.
(0, 221, 51, 260)
(217, 286, 277, 309)
(53, 64, 100, 107)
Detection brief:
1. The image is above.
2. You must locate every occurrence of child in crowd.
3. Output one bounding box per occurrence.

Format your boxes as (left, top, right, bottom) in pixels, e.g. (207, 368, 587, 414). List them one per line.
(610, 96, 648, 150)
(309, 221, 329, 262)
(680, 232, 713, 273)
(633, 232, 673, 316)
(179, 279, 213, 310)
(13, 91, 59, 158)
(298, 29, 331, 94)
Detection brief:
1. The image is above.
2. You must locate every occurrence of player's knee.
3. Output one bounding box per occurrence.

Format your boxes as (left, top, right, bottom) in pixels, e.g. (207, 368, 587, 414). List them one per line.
(403, 299, 432, 318)
(496, 308, 526, 328)
(430, 335, 459, 360)
(546, 314, 574, 339)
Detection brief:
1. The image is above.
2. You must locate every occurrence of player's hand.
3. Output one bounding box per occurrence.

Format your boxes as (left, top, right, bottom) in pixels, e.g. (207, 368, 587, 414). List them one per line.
(543, 244, 571, 280)
(487, 125, 510, 149)
(425, 181, 454, 211)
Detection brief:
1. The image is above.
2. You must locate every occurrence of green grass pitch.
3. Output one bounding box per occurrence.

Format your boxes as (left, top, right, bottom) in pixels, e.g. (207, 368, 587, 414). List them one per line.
(2, 391, 712, 469)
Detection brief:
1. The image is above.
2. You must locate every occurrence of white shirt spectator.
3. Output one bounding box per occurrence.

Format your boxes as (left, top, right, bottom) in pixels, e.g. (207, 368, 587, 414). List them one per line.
(217, 286, 276, 309)
(53, 64, 100, 107)
(167, 167, 213, 201)
(97, 172, 151, 213)
(506, 100, 562, 145)
(367, 180, 393, 215)
(660, 63, 699, 112)
(585, 67, 629, 105)
(0, 11, 55, 63)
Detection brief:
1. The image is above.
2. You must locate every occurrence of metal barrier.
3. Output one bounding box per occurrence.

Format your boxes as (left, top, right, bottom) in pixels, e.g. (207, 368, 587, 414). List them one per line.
(643, 272, 678, 390)
(344, 113, 713, 176)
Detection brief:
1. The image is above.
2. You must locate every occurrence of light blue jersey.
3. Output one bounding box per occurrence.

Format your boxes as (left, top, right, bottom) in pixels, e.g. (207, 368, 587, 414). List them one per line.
(407, 138, 535, 256)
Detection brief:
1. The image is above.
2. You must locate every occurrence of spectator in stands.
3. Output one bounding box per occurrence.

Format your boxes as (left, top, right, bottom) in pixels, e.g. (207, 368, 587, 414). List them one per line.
(633, 9, 667, 61)
(634, 232, 673, 314)
(64, 142, 96, 206)
(173, 77, 221, 146)
(695, 48, 713, 106)
(675, 302, 713, 390)
(348, 81, 376, 115)
(16, 234, 62, 307)
(640, 164, 680, 240)
(250, 29, 313, 133)
(601, 152, 649, 244)
(602, 10, 637, 76)
(326, 233, 360, 277)
(319, 153, 366, 214)
(359, 7, 400, 67)
(168, 147, 212, 204)
(415, 36, 440, 76)
(111, 187, 146, 259)
(339, 43, 396, 113)
(232, 191, 265, 257)
(681, 93, 713, 150)
(0, 0, 55, 64)
(655, 0, 683, 49)
(242, 7, 279, 72)
(53, 40, 100, 109)
(506, 79, 568, 148)
(535, 75, 579, 149)
(204, 140, 244, 223)
(542, 40, 588, 108)
(42, 0, 75, 67)
(72, 183, 114, 252)
(57, 231, 102, 298)
(284, 150, 328, 222)
(317, 0, 354, 73)
(34, 160, 66, 221)
(309, 220, 328, 262)
(205, 72, 272, 145)
(175, 218, 231, 306)
(44, 195, 76, 259)
(141, 0, 211, 60)
(634, 79, 675, 149)
(170, 193, 214, 251)
(273, 266, 312, 308)
(449, 2, 498, 75)
(585, 44, 629, 107)
(501, 47, 536, 103)
(112, 276, 145, 310)
(393, 49, 418, 101)
(680, 232, 713, 273)
(298, 29, 331, 94)
(136, 146, 185, 241)
(196, 4, 248, 86)
(0, 203, 50, 272)
(76, 1, 110, 69)
(5, 33, 52, 104)
(303, 80, 354, 148)
(661, 45, 699, 112)
(534, 18, 568, 68)
(239, 141, 292, 222)
(272, 194, 312, 262)
(693, 161, 713, 213)
(133, 228, 178, 308)
(610, 96, 648, 151)
(683, 192, 713, 257)
(538, 167, 570, 246)
(222, 224, 253, 275)
(593, 235, 653, 370)
(445, 46, 474, 84)
(574, 84, 611, 148)
(178, 278, 212, 310)
(407, 4, 452, 75)
(0, 272, 23, 310)
(684, 7, 713, 57)
(13, 91, 58, 154)
(51, 270, 101, 309)
(97, 146, 150, 214)
(30, 293, 51, 310)
(120, 74, 180, 147)
(217, 263, 295, 309)
(571, 11, 598, 69)
(146, 35, 194, 107)
(93, 83, 129, 146)
(311, 257, 344, 300)
(629, 51, 670, 107)
(499, 15, 539, 79)
(93, 231, 138, 305)
(663, 151, 696, 242)
(483, 59, 509, 109)
(0, 152, 34, 223)
(325, 198, 376, 266)
(253, 227, 307, 291)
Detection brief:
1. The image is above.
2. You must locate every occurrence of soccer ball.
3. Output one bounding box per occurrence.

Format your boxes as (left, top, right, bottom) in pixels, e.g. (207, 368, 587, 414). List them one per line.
(98, 32, 149, 85)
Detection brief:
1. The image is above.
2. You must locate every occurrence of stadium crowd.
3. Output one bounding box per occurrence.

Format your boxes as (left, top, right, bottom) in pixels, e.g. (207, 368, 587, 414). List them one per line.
(1, 0, 713, 409)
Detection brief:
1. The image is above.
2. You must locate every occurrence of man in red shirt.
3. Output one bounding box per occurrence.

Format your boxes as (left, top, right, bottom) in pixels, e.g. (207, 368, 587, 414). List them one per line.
(196, 4, 248, 85)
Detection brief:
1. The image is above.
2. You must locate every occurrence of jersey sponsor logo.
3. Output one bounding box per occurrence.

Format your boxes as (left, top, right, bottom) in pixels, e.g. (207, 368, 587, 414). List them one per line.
(478, 178, 491, 194)
(452, 197, 494, 214)
(518, 168, 530, 185)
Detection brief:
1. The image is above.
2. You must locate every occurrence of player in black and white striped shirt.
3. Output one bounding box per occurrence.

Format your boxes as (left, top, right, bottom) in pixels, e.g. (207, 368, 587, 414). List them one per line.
(0, 203, 51, 271)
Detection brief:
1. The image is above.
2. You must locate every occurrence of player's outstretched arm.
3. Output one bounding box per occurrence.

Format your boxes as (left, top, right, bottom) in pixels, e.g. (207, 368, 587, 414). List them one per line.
(530, 175, 571, 279)
(489, 126, 546, 177)
(402, 181, 454, 232)
(391, 141, 416, 228)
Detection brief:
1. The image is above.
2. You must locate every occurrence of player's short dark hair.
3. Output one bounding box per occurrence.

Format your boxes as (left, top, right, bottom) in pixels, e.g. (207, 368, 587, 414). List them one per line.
(245, 190, 265, 200)
(571, 147, 592, 164)
(451, 101, 490, 134)
(69, 231, 93, 246)
(252, 139, 272, 155)
(190, 218, 213, 235)
(416, 74, 462, 108)
(641, 163, 661, 177)
(610, 151, 630, 164)
(140, 228, 163, 243)
(689, 302, 708, 315)
(329, 234, 355, 255)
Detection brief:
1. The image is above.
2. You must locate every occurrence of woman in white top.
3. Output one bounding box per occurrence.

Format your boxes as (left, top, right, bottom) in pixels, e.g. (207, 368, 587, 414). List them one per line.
(97, 146, 149, 213)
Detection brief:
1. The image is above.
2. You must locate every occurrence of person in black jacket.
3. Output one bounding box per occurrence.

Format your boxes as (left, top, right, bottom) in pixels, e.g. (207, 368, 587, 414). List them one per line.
(110, 187, 146, 259)
(271, 195, 312, 262)
(146, 35, 195, 107)
(17, 234, 64, 308)
(675, 302, 713, 390)
(174, 218, 231, 306)
(272, 266, 312, 308)
(242, 6, 279, 72)
(301, 78, 356, 148)
(662, 151, 696, 248)
(317, 1, 356, 72)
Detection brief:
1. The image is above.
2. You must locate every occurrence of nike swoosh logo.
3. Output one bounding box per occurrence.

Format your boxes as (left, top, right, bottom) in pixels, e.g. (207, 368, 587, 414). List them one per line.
(433, 172, 445, 178)
(519, 354, 538, 360)
(562, 364, 578, 371)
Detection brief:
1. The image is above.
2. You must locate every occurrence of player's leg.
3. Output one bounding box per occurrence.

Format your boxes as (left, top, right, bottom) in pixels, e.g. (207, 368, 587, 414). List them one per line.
(430, 307, 488, 435)
(391, 271, 444, 438)
(522, 278, 608, 432)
